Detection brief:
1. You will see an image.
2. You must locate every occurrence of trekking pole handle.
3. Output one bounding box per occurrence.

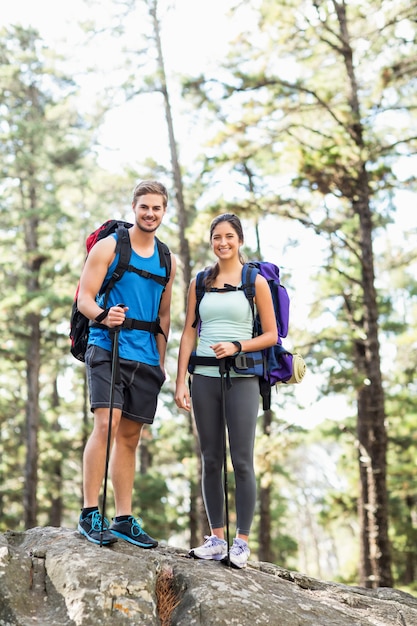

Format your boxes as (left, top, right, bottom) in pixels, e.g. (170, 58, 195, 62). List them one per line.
(109, 303, 126, 334)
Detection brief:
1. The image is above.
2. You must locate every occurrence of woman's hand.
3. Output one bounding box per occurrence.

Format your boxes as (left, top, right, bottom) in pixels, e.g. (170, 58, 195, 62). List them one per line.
(175, 381, 191, 411)
(210, 341, 239, 358)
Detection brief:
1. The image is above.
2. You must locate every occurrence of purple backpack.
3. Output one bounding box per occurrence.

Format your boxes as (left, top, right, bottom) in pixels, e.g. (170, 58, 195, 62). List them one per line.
(193, 262, 294, 410)
(241, 262, 293, 409)
(241, 261, 290, 341)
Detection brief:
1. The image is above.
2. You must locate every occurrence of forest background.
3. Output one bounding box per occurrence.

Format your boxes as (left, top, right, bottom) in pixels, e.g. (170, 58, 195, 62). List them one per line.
(1, 0, 416, 592)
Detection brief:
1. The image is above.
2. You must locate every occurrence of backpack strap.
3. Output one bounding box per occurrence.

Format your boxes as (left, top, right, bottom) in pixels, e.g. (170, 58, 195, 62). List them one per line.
(241, 263, 259, 323)
(192, 269, 209, 329)
(193, 266, 255, 330)
(120, 235, 171, 287)
(101, 229, 172, 305)
(126, 266, 169, 286)
(101, 225, 132, 307)
(155, 237, 172, 288)
(121, 317, 166, 339)
(92, 316, 167, 339)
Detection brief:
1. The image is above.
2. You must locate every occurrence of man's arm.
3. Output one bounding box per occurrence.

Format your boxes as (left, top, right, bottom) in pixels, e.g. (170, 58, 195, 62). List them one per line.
(77, 236, 124, 325)
(156, 253, 177, 368)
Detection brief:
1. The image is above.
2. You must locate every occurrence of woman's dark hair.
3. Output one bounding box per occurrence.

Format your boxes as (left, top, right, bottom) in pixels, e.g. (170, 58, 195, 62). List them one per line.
(205, 213, 245, 289)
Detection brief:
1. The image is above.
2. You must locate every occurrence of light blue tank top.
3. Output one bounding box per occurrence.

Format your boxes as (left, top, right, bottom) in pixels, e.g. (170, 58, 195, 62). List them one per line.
(194, 289, 254, 378)
(88, 234, 166, 364)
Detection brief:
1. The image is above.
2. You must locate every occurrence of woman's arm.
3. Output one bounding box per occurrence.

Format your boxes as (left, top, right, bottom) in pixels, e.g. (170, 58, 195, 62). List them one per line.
(250, 273, 278, 348)
(174, 278, 198, 411)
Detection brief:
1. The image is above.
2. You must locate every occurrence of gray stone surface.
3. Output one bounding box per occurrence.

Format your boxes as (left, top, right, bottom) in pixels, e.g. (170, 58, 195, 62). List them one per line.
(0, 527, 416, 625)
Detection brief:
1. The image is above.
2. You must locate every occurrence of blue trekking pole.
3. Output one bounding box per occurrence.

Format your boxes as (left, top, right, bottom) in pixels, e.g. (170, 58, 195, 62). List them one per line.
(100, 306, 124, 547)
(219, 358, 231, 567)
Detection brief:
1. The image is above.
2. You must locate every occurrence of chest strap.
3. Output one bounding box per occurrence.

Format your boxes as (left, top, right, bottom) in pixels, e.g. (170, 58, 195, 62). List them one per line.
(92, 316, 167, 342)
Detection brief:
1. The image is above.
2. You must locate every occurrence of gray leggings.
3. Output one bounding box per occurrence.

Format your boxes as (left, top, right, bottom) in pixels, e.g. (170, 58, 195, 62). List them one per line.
(191, 374, 260, 536)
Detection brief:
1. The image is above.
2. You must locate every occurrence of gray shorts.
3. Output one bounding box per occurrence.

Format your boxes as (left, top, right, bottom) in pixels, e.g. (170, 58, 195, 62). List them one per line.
(85, 345, 165, 424)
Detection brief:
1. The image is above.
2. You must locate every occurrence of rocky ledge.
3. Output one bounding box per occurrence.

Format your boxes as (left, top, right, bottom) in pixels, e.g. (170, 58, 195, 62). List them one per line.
(0, 527, 416, 625)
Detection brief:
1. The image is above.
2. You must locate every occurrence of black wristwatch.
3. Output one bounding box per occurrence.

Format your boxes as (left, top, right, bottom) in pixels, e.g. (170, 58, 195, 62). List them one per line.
(232, 341, 242, 356)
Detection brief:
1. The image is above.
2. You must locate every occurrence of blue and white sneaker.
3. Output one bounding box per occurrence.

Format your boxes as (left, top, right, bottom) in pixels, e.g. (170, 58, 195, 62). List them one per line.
(78, 510, 118, 546)
(223, 538, 250, 569)
(189, 535, 228, 561)
(109, 516, 158, 548)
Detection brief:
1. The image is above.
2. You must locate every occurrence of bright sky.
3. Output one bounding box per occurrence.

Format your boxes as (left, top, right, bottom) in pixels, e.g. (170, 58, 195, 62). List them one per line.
(2, 0, 242, 171)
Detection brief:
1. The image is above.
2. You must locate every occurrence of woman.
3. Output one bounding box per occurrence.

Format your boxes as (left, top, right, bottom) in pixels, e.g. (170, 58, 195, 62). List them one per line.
(175, 213, 277, 568)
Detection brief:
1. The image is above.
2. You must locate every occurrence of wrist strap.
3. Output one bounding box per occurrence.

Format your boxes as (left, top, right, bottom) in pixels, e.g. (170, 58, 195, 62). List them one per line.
(95, 308, 109, 323)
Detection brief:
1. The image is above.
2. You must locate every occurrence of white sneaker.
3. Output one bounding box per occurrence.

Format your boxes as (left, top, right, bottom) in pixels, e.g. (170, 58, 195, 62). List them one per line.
(226, 538, 250, 569)
(189, 535, 228, 561)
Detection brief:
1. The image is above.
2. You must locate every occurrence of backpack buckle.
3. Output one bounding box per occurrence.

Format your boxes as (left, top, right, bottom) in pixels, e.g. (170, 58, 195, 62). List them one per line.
(234, 354, 248, 369)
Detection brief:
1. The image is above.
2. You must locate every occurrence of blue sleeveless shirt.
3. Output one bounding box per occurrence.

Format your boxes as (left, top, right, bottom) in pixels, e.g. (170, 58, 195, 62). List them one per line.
(87, 234, 166, 364)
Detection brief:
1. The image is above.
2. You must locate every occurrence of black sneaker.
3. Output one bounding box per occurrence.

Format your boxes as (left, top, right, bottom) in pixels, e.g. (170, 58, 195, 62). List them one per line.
(109, 516, 158, 548)
(78, 510, 118, 546)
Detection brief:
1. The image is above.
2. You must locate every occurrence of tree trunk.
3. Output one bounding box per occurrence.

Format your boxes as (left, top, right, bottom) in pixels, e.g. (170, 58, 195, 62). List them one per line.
(48, 377, 63, 527)
(354, 178, 392, 587)
(334, 1, 393, 588)
(258, 409, 272, 562)
(23, 180, 42, 530)
(149, 0, 204, 542)
(24, 312, 41, 529)
(139, 431, 153, 475)
(404, 496, 416, 585)
(149, 0, 191, 306)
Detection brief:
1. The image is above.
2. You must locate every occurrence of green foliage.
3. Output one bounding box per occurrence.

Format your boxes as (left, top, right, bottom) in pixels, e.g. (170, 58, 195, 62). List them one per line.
(133, 470, 181, 540)
(0, 24, 97, 529)
(1, 1, 417, 587)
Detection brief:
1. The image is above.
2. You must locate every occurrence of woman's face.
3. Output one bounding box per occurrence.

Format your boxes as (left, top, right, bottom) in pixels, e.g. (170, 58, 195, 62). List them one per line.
(211, 221, 241, 260)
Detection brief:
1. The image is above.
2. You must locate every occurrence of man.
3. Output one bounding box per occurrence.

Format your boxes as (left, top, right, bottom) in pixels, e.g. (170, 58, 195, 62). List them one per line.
(77, 180, 176, 547)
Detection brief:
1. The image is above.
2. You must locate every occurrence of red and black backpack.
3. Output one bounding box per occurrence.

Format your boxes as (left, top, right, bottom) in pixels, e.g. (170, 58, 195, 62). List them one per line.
(69, 219, 171, 362)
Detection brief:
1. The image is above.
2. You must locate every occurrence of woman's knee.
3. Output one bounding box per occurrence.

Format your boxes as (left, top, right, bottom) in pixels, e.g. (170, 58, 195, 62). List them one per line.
(201, 452, 223, 475)
(232, 458, 254, 482)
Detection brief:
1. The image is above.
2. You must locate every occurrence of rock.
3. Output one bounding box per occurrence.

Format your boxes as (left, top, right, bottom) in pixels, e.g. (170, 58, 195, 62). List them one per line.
(0, 527, 416, 625)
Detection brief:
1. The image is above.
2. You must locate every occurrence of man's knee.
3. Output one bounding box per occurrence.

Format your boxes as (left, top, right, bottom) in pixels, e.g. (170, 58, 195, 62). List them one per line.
(114, 420, 142, 449)
(92, 408, 122, 437)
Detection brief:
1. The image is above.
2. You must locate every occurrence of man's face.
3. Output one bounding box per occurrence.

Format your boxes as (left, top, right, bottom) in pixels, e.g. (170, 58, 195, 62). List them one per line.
(132, 193, 166, 233)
